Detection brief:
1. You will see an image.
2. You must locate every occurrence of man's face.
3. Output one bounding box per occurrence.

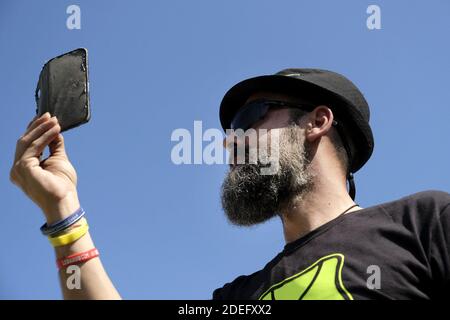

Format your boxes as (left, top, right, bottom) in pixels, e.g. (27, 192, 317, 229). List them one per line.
(220, 92, 315, 226)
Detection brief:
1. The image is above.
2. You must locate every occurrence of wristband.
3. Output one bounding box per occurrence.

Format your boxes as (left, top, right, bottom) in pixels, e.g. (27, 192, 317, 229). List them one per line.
(57, 248, 99, 270)
(48, 218, 89, 247)
(40, 207, 85, 236)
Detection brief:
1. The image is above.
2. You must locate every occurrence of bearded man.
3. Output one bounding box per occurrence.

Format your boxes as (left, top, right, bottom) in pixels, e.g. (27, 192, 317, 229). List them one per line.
(10, 69, 450, 300)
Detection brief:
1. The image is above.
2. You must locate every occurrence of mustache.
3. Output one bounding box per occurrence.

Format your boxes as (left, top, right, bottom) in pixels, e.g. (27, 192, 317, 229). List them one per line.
(228, 144, 276, 166)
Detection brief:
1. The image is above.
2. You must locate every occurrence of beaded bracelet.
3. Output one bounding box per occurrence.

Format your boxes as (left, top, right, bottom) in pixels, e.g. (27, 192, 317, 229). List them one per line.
(40, 207, 85, 236)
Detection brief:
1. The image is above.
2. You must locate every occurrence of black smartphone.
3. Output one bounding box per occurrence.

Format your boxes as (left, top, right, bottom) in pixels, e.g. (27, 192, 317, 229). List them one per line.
(35, 48, 91, 132)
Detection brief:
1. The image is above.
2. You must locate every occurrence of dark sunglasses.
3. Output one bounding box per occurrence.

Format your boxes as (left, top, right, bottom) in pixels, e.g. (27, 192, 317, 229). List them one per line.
(230, 99, 318, 131)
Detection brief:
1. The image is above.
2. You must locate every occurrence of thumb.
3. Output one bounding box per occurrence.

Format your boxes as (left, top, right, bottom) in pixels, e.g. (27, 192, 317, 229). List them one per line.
(49, 133, 68, 159)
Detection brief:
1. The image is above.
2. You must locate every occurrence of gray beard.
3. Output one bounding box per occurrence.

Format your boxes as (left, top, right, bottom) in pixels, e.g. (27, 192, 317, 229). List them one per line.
(220, 126, 314, 226)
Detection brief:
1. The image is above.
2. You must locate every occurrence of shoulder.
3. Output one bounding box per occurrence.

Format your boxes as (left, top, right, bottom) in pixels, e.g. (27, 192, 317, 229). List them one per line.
(402, 190, 450, 205)
(380, 190, 450, 215)
(374, 190, 450, 232)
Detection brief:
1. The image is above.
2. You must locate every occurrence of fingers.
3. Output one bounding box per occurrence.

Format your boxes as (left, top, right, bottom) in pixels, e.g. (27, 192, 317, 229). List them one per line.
(15, 116, 59, 162)
(25, 112, 51, 135)
(49, 133, 68, 159)
(25, 116, 59, 144)
(26, 115, 39, 129)
(22, 121, 61, 159)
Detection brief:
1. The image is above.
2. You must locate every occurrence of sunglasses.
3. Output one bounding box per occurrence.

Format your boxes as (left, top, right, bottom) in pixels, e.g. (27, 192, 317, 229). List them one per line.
(230, 99, 319, 131)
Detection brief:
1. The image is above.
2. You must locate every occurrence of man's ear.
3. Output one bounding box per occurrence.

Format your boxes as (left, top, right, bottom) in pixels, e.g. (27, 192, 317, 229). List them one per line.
(304, 106, 335, 143)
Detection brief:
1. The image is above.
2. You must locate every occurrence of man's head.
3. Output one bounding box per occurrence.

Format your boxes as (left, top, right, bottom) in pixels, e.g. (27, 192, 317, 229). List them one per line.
(219, 69, 374, 226)
(221, 91, 350, 226)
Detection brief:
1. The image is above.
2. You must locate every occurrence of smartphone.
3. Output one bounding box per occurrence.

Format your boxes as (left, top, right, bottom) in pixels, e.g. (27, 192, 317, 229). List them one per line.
(35, 48, 91, 132)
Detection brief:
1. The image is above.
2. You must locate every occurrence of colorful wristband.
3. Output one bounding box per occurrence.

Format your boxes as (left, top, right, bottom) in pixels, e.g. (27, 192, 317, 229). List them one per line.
(40, 207, 85, 236)
(57, 248, 99, 270)
(48, 218, 89, 247)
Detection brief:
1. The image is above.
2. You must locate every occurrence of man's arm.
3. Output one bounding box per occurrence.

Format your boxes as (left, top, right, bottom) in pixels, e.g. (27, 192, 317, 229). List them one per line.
(10, 112, 120, 299)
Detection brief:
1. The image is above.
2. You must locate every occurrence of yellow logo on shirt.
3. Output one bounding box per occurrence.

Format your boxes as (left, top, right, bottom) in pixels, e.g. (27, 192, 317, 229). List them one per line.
(259, 253, 353, 300)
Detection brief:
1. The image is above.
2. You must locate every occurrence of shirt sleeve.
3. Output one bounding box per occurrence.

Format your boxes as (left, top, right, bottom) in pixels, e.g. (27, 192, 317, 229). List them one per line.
(429, 201, 450, 297)
(211, 274, 250, 300)
(212, 287, 224, 300)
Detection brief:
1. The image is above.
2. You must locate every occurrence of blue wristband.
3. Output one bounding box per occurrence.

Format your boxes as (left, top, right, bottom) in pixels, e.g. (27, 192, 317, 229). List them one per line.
(40, 207, 85, 236)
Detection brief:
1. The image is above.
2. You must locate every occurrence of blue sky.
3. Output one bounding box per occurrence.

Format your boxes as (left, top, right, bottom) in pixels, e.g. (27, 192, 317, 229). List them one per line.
(1, 0, 449, 299)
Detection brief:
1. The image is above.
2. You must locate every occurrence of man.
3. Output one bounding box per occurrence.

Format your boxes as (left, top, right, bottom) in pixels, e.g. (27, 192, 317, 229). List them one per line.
(10, 68, 450, 299)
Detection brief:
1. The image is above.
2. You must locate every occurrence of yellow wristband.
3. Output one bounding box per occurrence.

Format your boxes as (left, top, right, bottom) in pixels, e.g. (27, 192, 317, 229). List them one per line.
(48, 218, 89, 247)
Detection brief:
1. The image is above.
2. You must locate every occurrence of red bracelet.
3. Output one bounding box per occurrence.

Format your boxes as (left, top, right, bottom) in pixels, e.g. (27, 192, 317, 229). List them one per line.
(57, 248, 99, 270)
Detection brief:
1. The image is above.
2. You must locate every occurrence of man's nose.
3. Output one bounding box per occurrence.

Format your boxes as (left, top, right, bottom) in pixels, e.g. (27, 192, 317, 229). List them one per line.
(223, 131, 243, 150)
(223, 129, 256, 151)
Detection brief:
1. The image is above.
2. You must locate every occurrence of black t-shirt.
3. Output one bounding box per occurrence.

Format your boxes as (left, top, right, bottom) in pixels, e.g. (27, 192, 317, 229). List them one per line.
(213, 190, 450, 300)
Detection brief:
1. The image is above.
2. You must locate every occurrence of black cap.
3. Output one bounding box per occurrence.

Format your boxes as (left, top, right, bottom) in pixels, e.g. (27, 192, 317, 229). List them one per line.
(219, 68, 374, 174)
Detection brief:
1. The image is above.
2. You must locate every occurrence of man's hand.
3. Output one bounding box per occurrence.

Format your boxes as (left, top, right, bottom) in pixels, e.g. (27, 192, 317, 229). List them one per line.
(10, 112, 121, 300)
(10, 112, 80, 223)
